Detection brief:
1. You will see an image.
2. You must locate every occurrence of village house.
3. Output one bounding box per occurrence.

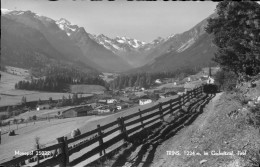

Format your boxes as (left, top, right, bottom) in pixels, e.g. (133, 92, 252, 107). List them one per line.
(36, 104, 51, 111)
(116, 103, 129, 110)
(98, 99, 107, 104)
(159, 94, 166, 99)
(107, 99, 117, 104)
(177, 92, 185, 95)
(139, 99, 152, 105)
(96, 106, 110, 113)
(207, 76, 215, 84)
(61, 105, 93, 118)
(155, 79, 162, 84)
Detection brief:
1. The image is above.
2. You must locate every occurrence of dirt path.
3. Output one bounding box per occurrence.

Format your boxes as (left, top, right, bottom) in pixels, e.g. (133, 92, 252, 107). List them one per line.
(101, 93, 217, 167)
(151, 93, 223, 167)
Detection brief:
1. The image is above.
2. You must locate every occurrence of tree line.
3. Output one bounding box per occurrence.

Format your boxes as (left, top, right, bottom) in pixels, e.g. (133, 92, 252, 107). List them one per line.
(109, 67, 200, 90)
(15, 66, 108, 92)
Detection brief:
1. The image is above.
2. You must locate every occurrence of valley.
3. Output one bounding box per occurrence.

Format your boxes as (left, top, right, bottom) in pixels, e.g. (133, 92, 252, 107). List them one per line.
(1, 1, 259, 167)
(0, 8, 218, 165)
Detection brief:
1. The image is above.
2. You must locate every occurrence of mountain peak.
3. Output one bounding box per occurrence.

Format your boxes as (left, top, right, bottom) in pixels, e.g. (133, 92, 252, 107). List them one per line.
(56, 18, 71, 25)
(1, 8, 13, 14)
(97, 34, 107, 38)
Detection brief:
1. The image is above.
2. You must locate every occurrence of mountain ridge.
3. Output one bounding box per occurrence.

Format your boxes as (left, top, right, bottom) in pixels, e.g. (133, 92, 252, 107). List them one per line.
(1, 8, 218, 74)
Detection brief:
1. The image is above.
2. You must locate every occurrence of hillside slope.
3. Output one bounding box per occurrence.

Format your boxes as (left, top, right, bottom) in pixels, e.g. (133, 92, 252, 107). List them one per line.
(128, 13, 217, 73)
(134, 33, 216, 73)
(152, 91, 260, 167)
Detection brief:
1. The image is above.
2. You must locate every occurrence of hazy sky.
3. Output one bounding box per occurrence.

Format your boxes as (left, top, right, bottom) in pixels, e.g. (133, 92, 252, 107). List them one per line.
(2, 0, 218, 42)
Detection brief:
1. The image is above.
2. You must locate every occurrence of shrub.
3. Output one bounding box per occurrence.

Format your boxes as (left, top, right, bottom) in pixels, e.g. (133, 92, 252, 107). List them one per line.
(247, 103, 260, 129)
(32, 115, 37, 120)
(214, 70, 238, 92)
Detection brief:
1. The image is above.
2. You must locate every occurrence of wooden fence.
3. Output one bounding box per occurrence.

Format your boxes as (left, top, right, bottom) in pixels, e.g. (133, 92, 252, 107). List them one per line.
(0, 86, 204, 167)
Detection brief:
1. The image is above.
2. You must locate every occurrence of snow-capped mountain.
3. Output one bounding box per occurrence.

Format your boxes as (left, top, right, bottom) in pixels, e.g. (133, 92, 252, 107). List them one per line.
(56, 18, 78, 37)
(55, 18, 132, 72)
(2, 8, 218, 73)
(1, 9, 132, 72)
(89, 34, 166, 67)
(90, 34, 147, 52)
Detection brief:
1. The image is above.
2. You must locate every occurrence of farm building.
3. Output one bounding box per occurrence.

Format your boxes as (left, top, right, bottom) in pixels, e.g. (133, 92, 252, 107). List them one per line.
(98, 99, 107, 104)
(96, 106, 110, 113)
(159, 94, 166, 99)
(139, 99, 152, 105)
(177, 92, 185, 95)
(36, 104, 51, 111)
(107, 99, 117, 104)
(61, 105, 93, 118)
(207, 76, 215, 84)
(116, 103, 129, 110)
(155, 79, 162, 84)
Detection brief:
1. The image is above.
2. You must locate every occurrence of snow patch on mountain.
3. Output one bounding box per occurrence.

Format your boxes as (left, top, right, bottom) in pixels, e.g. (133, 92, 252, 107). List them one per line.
(177, 38, 195, 52)
(58, 24, 65, 30)
(167, 34, 175, 39)
(117, 40, 124, 43)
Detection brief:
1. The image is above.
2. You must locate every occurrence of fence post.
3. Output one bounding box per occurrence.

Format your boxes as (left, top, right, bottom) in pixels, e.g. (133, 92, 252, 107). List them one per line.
(121, 117, 128, 142)
(138, 109, 144, 129)
(63, 137, 69, 166)
(178, 95, 182, 111)
(159, 102, 164, 122)
(57, 136, 69, 167)
(97, 124, 106, 156)
(36, 144, 40, 165)
(180, 95, 183, 108)
(117, 117, 128, 142)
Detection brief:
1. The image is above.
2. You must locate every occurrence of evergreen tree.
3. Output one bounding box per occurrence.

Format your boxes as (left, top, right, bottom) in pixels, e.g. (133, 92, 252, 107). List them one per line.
(206, 1, 260, 79)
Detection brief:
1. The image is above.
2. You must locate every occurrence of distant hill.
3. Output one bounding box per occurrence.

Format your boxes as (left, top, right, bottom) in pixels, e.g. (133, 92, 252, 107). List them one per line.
(133, 33, 216, 73)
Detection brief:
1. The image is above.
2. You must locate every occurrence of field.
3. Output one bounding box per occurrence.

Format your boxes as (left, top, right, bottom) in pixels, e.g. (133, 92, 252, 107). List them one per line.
(70, 84, 106, 94)
(0, 115, 109, 163)
(2, 106, 80, 123)
(0, 70, 92, 107)
(0, 95, 177, 164)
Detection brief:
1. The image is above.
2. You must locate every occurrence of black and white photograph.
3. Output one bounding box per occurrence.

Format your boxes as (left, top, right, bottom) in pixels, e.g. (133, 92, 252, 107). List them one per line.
(0, 0, 260, 167)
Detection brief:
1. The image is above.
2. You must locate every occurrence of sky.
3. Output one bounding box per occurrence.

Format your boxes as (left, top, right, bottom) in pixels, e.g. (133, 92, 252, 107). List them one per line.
(1, 0, 218, 42)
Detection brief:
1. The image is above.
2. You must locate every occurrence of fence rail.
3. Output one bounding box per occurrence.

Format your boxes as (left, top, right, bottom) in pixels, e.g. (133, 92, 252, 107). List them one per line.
(0, 86, 204, 167)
